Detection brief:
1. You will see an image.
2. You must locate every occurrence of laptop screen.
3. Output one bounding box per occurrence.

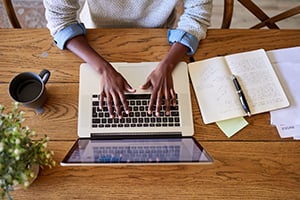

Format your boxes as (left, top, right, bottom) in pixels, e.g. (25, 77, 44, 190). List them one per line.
(61, 137, 213, 165)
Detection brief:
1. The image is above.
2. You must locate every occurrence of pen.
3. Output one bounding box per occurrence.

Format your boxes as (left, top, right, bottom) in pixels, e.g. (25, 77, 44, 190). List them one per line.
(232, 74, 251, 117)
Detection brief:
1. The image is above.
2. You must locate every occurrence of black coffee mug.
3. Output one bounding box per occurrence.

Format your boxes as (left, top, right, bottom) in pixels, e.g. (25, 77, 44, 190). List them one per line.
(9, 69, 51, 114)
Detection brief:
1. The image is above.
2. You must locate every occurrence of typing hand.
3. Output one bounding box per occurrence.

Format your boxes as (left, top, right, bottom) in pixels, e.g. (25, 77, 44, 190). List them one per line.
(99, 66, 136, 118)
(140, 62, 177, 117)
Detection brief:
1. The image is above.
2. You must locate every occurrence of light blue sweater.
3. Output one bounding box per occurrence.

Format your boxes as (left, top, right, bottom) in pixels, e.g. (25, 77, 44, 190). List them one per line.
(43, 0, 212, 54)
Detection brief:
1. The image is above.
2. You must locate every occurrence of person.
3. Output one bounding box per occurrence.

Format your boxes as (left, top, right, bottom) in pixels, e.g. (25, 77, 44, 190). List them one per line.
(43, 0, 212, 119)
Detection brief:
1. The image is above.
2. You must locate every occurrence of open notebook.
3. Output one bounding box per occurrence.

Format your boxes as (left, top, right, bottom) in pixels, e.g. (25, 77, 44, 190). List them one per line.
(188, 49, 290, 124)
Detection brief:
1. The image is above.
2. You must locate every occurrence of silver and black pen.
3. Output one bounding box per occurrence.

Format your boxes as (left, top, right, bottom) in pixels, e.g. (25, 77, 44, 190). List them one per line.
(232, 74, 251, 117)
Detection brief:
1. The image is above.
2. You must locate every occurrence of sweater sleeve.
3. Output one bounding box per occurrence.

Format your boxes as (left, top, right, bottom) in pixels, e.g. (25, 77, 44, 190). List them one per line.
(43, 0, 81, 35)
(43, 0, 86, 49)
(168, 0, 212, 55)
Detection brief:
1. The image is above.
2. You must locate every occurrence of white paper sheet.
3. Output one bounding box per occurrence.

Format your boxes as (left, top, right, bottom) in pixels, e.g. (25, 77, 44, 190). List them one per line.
(268, 46, 300, 140)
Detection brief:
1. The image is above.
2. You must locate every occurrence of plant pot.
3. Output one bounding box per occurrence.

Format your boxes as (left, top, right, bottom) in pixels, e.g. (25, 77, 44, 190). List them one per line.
(13, 164, 40, 190)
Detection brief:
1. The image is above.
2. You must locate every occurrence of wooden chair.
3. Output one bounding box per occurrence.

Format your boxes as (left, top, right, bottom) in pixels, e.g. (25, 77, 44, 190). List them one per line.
(2, 0, 21, 28)
(222, 0, 300, 29)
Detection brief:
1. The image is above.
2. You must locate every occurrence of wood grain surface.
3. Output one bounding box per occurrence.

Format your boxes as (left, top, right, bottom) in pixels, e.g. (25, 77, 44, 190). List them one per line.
(1, 28, 299, 200)
(10, 141, 300, 200)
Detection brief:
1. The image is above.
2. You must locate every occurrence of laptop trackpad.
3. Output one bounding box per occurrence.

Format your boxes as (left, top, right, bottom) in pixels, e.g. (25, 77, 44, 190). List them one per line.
(114, 63, 156, 93)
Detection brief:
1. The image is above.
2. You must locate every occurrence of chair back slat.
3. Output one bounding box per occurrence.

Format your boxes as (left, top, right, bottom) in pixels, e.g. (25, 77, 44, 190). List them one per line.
(222, 0, 300, 29)
(3, 0, 21, 28)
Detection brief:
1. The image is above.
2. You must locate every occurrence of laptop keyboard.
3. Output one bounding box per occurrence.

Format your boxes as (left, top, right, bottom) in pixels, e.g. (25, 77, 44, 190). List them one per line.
(93, 145, 180, 163)
(91, 94, 180, 128)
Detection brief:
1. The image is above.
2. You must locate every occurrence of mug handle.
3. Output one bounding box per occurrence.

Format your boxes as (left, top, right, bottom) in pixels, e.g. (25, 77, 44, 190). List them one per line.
(39, 69, 51, 84)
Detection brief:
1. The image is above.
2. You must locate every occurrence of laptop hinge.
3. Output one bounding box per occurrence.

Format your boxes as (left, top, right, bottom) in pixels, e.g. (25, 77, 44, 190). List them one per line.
(90, 132, 182, 140)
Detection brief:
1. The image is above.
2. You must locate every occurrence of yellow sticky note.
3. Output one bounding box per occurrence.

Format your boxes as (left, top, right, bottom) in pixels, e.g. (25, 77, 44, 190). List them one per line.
(216, 117, 248, 138)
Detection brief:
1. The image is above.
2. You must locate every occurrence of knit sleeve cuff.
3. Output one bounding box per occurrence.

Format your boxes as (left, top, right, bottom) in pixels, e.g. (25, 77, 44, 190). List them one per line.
(53, 23, 86, 50)
(168, 29, 199, 55)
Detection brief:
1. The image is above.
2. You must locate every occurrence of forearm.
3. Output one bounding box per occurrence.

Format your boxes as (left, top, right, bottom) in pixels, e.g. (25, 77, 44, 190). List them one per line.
(65, 35, 112, 74)
(161, 42, 189, 71)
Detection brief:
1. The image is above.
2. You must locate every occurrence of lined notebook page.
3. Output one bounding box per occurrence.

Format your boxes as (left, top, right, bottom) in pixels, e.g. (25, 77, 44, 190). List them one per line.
(225, 49, 290, 114)
(188, 57, 244, 124)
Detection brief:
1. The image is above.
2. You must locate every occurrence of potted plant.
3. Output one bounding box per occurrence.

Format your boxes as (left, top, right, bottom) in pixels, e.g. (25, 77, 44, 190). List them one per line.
(0, 103, 55, 200)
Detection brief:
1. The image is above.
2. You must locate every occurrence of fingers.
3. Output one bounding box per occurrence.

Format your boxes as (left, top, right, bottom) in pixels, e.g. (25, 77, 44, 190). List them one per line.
(147, 88, 176, 117)
(100, 82, 135, 119)
(144, 80, 176, 117)
(99, 93, 105, 110)
(101, 93, 123, 119)
(170, 88, 176, 107)
(122, 82, 135, 115)
(154, 89, 174, 117)
(140, 80, 151, 90)
(164, 90, 171, 116)
(100, 68, 175, 118)
(106, 94, 114, 118)
(119, 93, 129, 115)
(165, 88, 176, 116)
(155, 91, 163, 117)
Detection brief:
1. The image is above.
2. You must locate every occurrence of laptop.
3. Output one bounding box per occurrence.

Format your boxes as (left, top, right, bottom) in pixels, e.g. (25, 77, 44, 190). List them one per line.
(61, 62, 213, 165)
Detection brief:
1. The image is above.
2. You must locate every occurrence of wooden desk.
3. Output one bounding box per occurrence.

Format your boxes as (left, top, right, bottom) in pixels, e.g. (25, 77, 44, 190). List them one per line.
(0, 29, 299, 199)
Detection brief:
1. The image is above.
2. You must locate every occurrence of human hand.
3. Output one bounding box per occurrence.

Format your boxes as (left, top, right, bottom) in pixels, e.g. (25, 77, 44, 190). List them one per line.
(99, 64, 136, 118)
(140, 62, 177, 117)
(64, 35, 136, 118)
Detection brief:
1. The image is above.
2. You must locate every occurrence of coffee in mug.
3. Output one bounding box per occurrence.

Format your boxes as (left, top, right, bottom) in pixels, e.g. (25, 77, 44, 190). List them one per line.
(9, 69, 51, 114)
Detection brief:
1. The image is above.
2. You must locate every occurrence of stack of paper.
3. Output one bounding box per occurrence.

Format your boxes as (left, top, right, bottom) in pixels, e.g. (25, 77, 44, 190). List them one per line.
(268, 46, 300, 140)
